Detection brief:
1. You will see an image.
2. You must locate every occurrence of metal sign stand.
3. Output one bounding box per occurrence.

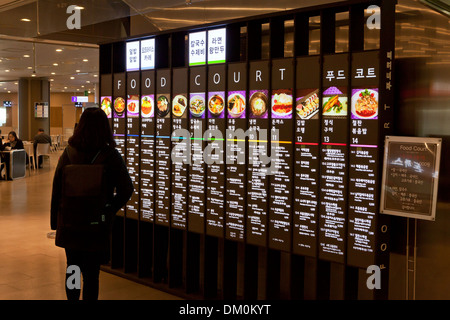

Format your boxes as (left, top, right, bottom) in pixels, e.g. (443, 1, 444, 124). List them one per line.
(406, 217, 417, 300)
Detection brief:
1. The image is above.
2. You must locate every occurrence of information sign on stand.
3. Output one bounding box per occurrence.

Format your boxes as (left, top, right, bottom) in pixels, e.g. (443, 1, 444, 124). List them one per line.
(380, 136, 442, 221)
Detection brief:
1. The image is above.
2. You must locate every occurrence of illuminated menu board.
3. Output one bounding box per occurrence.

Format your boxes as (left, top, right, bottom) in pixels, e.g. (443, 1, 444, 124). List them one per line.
(346, 50, 380, 266)
(189, 31, 207, 66)
(155, 69, 171, 226)
(318, 54, 349, 263)
(188, 66, 207, 233)
(125, 71, 140, 220)
(113, 72, 126, 217)
(269, 59, 294, 252)
(140, 70, 155, 222)
(206, 64, 226, 237)
(171, 67, 189, 230)
(293, 56, 321, 257)
(207, 28, 226, 65)
(140, 38, 155, 70)
(225, 63, 247, 241)
(247, 60, 270, 246)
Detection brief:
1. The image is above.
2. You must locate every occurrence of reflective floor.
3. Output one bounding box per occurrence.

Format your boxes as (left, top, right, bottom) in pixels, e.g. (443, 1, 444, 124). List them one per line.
(0, 150, 181, 300)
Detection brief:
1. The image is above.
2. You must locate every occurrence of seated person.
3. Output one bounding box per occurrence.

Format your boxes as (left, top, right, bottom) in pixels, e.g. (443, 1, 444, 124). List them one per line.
(0, 131, 24, 180)
(33, 128, 51, 168)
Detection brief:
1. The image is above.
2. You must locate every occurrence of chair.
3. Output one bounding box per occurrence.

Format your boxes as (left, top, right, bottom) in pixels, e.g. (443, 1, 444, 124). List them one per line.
(35, 143, 51, 168)
(23, 143, 34, 172)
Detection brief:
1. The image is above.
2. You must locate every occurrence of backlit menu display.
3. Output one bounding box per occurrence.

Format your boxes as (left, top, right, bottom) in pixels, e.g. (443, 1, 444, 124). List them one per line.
(247, 61, 270, 246)
(347, 50, 380, 267)
(126, 41, 140, 72)
(293, 56, 321, 257)
(140, 70, 155, 222)
(319, 54, 349, 263)
(269, 59, 294, 252)
(226, 62, 247, 241)
(171, 67, 189, 230)
(188, 66, 207, 233)
(113, 72, 126, 217)
(125, 71, 140, 220)
(189, 31, 206, 66)
(140, 38, 155, 70)
(206, 64, 226, 237)
(155, 69, 171, 226)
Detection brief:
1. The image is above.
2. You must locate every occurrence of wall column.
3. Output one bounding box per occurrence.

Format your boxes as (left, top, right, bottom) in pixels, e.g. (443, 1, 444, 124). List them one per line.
(18, 78, 50, 141)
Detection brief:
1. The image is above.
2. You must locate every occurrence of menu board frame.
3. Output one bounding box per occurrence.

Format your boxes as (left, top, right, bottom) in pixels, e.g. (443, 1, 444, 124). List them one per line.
(380, 136, 442, 221)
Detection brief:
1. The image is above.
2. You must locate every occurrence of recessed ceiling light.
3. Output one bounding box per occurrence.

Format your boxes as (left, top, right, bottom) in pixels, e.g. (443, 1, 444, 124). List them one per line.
(70, 76, 75, 79)
(93, 74, 98, 77)
(14, 82, 17, 85)
(76, 88, 79, 91)
(7, 91, 10, 93)
(82, 59, 88, 62)
(56, 49, 63, 52)
(76, 69, 80, 73)
(64, 86, 67, 89)
(3, 88, 6, 90)
(53, 63, 58, 66)
(5, 70, 9, 72)
(86, 80, 90, 83)
(50, 79, 54, 81)
(21, 18, 31, 22)
(81, 85, 84, 88)
(23, 54, 30, 58)
(74, 6, 84, 10)
(31, 74, 36, 77)
(51, 72, 55, 75)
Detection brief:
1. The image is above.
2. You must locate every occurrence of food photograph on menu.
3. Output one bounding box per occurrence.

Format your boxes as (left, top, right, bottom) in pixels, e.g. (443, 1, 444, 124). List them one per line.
(190, 93, 206, 118)
(156, 95, 170, 117)
(141, 95, 154, 118)
(227, 91, 246, 118)
(172, 95, 188, 117)
(127, 94, 139, 118)
(100, 96, 112, 118)
(351, 88, 378, 119)
(296, 89, 319, 120)
(322, 86, 348, 116)
(208, 92, 225, 118)
(249, 90, 269, 118)
(114, 97, 125, 118)
(271, 89, 293, 119)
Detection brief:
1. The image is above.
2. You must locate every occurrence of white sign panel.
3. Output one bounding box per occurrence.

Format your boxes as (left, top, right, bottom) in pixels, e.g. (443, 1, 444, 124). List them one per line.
(208, 28, 226, 64)
(189, 31, 206, 66)
(141, 38, 155, 70)
(126, 40, 140, 71)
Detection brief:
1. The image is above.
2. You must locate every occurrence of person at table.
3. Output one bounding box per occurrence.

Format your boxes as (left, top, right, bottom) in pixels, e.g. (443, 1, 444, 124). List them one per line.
(0, 131, 24, 180)
(0, 131, 24, 151)
(33, 128, 52, 168)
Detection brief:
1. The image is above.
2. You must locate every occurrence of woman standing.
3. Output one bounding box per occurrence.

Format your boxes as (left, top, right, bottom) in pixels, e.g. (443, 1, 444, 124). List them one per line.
(50, 107, 133, 300)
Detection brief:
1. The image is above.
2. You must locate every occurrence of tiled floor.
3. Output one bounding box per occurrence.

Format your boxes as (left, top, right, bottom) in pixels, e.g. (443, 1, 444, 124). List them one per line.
(0, 150, 182, 300)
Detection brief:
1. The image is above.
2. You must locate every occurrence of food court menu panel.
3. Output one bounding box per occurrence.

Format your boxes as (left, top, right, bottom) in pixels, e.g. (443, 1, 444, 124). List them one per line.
(206, 64, 226, 237)
(347, 51, 380, 267)
(125, 71, 140, 220)
(155, 69, 171, 226)
(247, 61, 270, 246)
(140, 70, 155, 222)
(318, 54, 349, 263)
(269, 59, 294, 252)
(225, 62, 247, 241)
(113, 72, 126, 217)
(293, 56, 321, 257)
(188, 66, 207, 234)
(100, 74, 112, 120)
(171, 67, 189, 230)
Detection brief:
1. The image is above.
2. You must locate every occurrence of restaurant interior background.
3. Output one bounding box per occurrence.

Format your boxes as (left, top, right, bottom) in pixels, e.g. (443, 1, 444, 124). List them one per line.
(0, 0, 449, 299)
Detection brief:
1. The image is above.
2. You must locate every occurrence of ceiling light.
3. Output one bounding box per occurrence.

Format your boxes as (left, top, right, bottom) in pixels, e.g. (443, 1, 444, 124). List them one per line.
(23, 54, 30, 58)
(56, 49, 63, 52)
(14, 82, 17, 85)
(74, 6, 84, 10)
(93, 74, 98, 77)
(31, 74, 36, 77)
(21, 18, 31, 22)
(5, 70, 9, 72)
(81, 85, 84, 88)
(53, 63, 58, 66)
(70, 76, 75, 79)
(4, 88, 6, 90)
(50, 79, 54, 81)
(76, 69, 80, 73)
(51, 72, 55, 75)
(64, 87, 67, 89)
(82, 59, 88, 62)
(86, 80, 90, 83)
(76, 88, 79, 91)
(7, 91, 10, 93)
(27, 66, 32, 69)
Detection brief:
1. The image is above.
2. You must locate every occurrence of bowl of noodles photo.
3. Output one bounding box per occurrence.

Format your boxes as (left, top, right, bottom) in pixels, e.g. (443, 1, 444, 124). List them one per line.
(351, 89, 378, 119)
(208, 94, 225, 117)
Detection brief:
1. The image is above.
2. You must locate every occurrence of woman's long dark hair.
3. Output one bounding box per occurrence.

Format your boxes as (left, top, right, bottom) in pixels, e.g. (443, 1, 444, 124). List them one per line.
(8, 131, 18, 140)
(68, 107, 116, 151)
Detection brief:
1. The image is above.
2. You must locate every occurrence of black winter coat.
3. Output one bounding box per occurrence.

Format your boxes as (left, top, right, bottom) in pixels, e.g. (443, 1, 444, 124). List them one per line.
(50, 145, 133, 257)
